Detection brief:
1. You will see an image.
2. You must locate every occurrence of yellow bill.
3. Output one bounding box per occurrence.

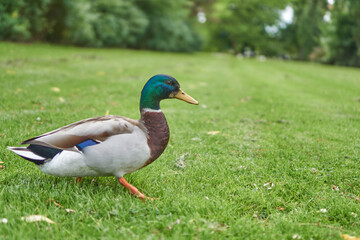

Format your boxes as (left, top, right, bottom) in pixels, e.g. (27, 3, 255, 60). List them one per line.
(174, 89, 199, 105)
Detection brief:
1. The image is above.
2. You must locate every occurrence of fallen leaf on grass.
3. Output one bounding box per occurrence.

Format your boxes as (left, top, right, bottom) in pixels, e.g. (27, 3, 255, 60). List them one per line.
(263, 182, 274, 189)
(332, 185, 339, 191)
(51, 87, 60, 93)
(0, 218, 8, 224)
(341, 234, 360, 240)
(292, 234, 302, 239)
(174, 154, 187, 170)
(105, 110, 110, 115)
(58, 97, 65, 103)
(21, 215, 56, 224)
(276, 206, 285, 211)
(317, 138, 328, 142)
(241, 96, 252, 103)
(207, 131, 220, 135)
(47, 199, 76, 213)
(311, 168, 318, 174)
(65, 209, 76, 213)
(0, 161, 4, 164)
(47, 199, 64, 208)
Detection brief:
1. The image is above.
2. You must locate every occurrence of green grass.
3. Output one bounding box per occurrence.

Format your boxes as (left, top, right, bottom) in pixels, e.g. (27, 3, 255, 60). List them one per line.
(1, 42, 360, 239)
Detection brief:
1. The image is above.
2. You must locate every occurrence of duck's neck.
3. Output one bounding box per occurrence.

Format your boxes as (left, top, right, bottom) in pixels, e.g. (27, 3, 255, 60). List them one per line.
(140, 108, 170, 166)
(140, 89, 161, 111)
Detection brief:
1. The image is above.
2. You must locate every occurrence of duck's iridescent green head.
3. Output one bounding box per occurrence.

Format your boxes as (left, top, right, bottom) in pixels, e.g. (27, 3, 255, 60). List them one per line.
(140, 74, 198, 110)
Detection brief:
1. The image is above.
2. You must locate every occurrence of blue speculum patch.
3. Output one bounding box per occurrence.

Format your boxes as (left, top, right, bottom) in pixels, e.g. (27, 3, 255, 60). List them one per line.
(77, 139, 98, 151)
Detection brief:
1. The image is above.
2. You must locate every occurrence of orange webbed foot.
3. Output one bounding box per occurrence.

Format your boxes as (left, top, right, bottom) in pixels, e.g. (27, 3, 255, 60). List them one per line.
(70, 177, 82, 184)
(75, 177, 82, 183)
(118, 177, 158, 202)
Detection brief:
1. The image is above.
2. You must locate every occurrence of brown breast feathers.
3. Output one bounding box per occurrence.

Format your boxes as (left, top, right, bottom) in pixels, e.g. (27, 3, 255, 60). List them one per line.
(140, 110, 170, 167)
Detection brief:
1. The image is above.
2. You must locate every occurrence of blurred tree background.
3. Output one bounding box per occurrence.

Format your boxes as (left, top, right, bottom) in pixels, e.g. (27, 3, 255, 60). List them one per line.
(0, 0, 359, 67)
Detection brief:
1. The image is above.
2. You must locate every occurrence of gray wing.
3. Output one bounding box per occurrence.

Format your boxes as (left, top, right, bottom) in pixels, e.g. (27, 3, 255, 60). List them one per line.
(21, 115, 139, 149)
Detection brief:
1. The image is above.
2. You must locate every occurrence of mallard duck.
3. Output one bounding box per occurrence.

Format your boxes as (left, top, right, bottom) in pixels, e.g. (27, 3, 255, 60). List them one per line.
(8, 74, 198, 201)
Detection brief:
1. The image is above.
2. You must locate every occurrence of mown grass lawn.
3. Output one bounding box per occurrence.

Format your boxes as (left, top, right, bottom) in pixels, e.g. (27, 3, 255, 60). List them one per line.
(0, 42, 359, 239)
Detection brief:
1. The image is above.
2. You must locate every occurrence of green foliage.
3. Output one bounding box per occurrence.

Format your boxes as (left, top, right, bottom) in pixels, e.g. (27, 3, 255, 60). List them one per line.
(2, 0, 360, 65)
(279, 0, 360, 66)
(91, 0, 148, 47)
(324, 0, 360, 67)
(62, 0, 97, 46)
(138, 18, 201, 52)
(22, 0, 52, 40)
(205, 0, 288, 55)
(278, 0, 328, 60)
(0, 0, 31, 41)
(0, 0, 200, 52)
(136, 0, 202, 52)
(294, 0, 327, 60)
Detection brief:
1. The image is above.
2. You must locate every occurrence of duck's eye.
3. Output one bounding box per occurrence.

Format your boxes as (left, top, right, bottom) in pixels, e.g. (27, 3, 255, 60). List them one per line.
(166, 80, 172, 85)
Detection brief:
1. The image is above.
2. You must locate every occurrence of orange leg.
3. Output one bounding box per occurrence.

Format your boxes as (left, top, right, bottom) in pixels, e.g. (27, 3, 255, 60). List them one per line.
(75, 177, 82, 183)
(118, 177, 155, 202)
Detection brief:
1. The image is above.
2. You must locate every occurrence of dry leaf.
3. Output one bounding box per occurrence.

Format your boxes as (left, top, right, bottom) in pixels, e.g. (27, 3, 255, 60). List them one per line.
(317, 138, 328, 142)
(292, 234, 302, 239)
(207, 131, 220, 135)
(21, 215, 56, 224)
(0, 218, 7, 224)
(332, 185, 339, 191)
(0, 161, 4, 164)
(341, 234, 360, 240)
(174, 154, 187, 169)
(105, 110, 110, 115)
(58, 97, 65, 103)
(47, 199, 64, 208)
(47, 199, 75, 213)
(51, 87, 60, 93)
(263, 182, 274, 189)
